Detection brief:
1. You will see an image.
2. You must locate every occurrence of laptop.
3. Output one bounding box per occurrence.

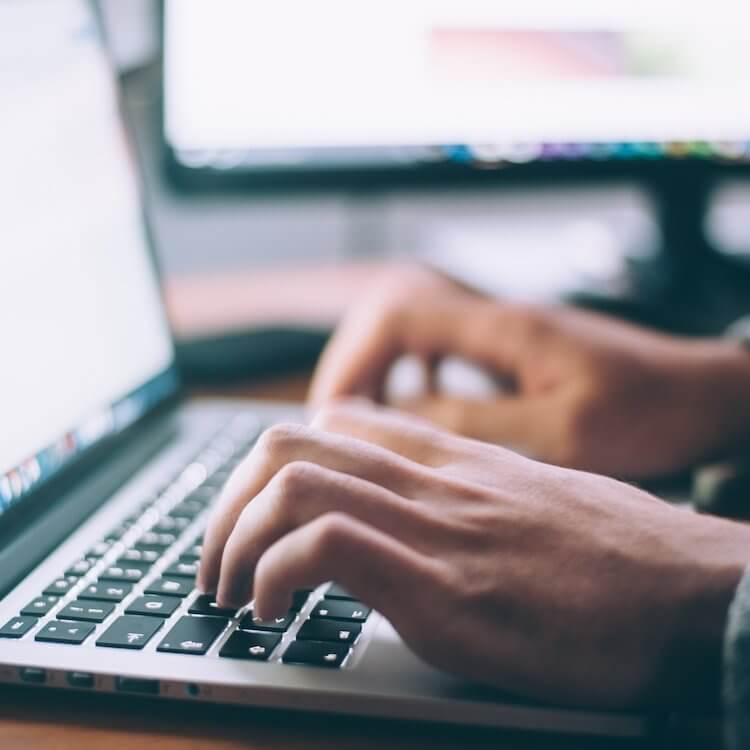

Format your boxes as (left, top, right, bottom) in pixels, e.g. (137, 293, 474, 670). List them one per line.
(0, 0, 647, 738)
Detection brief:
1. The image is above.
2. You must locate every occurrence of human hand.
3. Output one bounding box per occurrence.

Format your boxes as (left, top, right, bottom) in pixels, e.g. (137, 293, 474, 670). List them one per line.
(199, 401, 750, 708)
(309, 265, 750, 479)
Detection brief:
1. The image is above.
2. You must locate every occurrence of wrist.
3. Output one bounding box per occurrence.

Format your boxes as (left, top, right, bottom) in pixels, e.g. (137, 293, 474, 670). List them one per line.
(658, 513, 750, 707)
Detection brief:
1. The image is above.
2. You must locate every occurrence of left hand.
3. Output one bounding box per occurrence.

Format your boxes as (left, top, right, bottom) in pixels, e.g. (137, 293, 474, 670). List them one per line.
(199, 401, 750, 709)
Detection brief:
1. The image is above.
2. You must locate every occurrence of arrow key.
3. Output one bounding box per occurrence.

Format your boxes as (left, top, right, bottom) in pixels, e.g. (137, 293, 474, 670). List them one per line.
(36, 620, 94, 645)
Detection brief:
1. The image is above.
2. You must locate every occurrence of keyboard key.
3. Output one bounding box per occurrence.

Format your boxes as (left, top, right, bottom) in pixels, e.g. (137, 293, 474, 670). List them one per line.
(87, 541, 111, 558)
(219, 630, 280, 661)
(0, 616, 37, 638)
(97, 615, 163, 650)
(188, 594, 236, 618)
(79, 582, 133, 602)
(99, 565, 146, 583)
(145, 577, 193, 598)
(180, 545, 202, 561)
(36, 620, 94, 645)
(126, 595, 181, 618)
(104, 525, 129, 542)
(325, 584, 356, 601)
(156, 615, 228, 655)
(136, 532, 177, 550)
(114, 557, 153, 572)
(120, 548, 160, 564)
(151, 516, 190, 534)
(65, 559, 94, 577)
(43, 577, 77, 596)
(164, 561, 198, 579)
(282, 640, 349, 668)
(290, 590, 313, 612)
(169, 500, 205, 520)
(58, 600, 115, 623)
(20, 595, 59, 617)
(240, 609, 296, 633)
(311, 600, 370, 622)
(297, 619, 361, 644)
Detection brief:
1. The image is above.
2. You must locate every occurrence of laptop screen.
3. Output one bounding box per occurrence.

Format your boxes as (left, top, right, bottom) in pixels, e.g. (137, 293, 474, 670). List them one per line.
(0, 0, 177, 514)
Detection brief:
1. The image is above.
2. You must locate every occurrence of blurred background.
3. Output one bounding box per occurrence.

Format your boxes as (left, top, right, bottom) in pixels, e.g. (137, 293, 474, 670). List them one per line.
(99, 0, 750, 384)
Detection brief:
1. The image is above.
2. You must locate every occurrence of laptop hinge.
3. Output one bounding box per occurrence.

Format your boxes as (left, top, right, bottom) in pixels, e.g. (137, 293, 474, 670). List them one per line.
(0, 409, 179, 598)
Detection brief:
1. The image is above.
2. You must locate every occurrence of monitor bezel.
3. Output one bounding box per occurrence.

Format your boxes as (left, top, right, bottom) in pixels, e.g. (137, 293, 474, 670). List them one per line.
(159, 0, 750, 193)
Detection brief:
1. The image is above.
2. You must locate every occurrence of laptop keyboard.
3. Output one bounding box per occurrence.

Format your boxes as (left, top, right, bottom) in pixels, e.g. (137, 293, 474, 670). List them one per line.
(1, 414, 370, 669)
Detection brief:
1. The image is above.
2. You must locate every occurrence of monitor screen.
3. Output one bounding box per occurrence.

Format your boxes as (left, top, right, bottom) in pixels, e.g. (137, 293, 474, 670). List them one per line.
(0, 0, 177, 514)
(164, 0, 750, 174)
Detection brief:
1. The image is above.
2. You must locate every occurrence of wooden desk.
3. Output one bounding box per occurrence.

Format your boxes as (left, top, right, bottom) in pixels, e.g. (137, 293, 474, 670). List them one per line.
(0, 373, 715, 749)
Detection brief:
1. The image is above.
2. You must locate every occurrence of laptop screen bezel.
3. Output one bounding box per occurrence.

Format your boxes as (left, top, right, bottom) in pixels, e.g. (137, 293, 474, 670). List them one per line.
(0, 1, 183, 545)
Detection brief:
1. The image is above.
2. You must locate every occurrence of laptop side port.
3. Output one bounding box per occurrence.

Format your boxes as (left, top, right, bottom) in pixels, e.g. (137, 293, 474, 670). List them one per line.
(67, 672, 95, 689)
(19, 667, 46, 684)
(115, 676, 159, 695)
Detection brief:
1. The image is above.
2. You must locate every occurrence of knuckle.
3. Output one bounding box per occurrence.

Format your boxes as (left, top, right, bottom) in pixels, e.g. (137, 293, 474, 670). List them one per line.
(273, 460, 320, 501)
(309, 512, 354, 557)
(256, 422, 307, 458)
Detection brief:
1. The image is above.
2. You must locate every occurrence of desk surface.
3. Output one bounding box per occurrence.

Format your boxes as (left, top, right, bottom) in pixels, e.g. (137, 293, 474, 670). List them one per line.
(0, 374, 709, 749)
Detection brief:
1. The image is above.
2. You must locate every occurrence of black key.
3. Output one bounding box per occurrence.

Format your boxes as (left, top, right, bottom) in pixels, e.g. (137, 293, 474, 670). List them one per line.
(219, 630, 280, 661)
(297, 619, 361, 644)
(164, 561, 198, 579)
(325, 584, 356, 601)
(114, 557, 152, 572)
(79, 582, 133, 602)
(99, 565, 146, 583)
(282, 640, 349, 668)
(290, 590, 313, 612)
(188, 594, 236, 618)
(43, 577, 76, 596)
(87, 541, 111, 558)
(169, 500, 204, 520)
(240, 609, 296, 633)
(105, 524, 130, 542)
(97, 615, 163, 650)
(151, 516, 190, 534)
(35, 620, 94, 645)
(145, 577, 193, 598)
(156, 615, 228, 655)
(58, 600, 115, 623)
(181, 544, 202, 561)
(136, 531, 177, 550)
(311, 600, 370, 622)
(0, 616, 37, 638)
(20, 595, 59, 617)
(120, 548, 160, 564)
(65, 559, 94, 577)
(126, 595, 181, 618)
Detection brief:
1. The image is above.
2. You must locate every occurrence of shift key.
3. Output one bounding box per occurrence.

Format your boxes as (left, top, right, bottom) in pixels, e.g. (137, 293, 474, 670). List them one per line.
(156, 616, 228, 655)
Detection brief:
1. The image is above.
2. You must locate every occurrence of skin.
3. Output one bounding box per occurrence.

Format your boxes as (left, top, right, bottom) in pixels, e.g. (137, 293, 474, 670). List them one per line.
(309, 265, 750, 480)
(199, 401, 750, 710)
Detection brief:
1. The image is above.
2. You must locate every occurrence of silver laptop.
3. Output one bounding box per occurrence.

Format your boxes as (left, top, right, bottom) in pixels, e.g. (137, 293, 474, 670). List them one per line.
(0, 0, 647, 738)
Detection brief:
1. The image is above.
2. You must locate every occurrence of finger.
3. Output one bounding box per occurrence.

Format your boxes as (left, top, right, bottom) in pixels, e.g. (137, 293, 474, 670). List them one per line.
(248, 512, 441, 633)
(199, 423, 436, 594)
(308, 292, 504, 409)
(215, 462, 441, 607)
(310, 398, 458, 466)
(394, 394, 562, 460)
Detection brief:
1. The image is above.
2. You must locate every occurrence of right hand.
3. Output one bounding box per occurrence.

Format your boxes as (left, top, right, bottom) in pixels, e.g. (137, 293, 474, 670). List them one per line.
(309, 265, 750, 480)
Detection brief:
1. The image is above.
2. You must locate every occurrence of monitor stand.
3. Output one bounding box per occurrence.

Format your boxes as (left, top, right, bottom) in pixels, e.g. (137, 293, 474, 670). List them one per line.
(572, 164, 750, 336)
